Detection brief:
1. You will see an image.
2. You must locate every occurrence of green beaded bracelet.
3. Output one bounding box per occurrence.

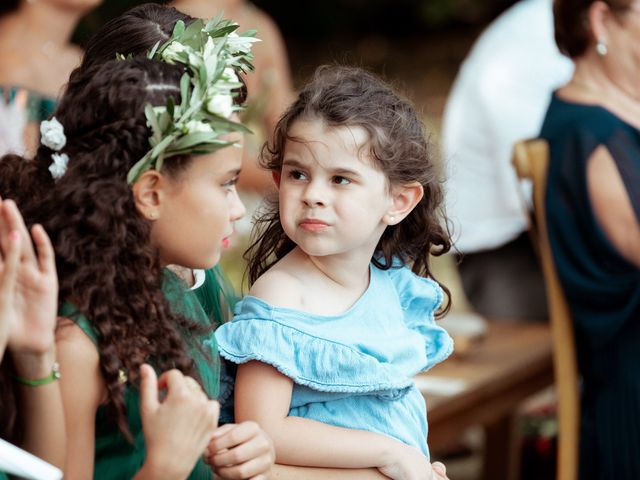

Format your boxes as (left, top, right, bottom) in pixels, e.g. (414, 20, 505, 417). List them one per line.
(14, 361, 61, 387)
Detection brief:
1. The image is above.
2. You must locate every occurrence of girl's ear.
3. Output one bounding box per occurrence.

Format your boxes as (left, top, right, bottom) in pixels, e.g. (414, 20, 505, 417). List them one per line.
(272, 171, 281, 188)
(384, 181, 424, 226)
(131, 170, 164, 221)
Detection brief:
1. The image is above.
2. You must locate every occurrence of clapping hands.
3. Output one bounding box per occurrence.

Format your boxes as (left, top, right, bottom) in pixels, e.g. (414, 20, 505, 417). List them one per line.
(0, 197, 58, 359)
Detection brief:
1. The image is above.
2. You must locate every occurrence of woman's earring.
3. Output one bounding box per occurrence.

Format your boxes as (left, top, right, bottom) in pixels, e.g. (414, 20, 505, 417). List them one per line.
(147, 212, 157, 220)
(388, 214, 396, 223)
(596, 39, 608, 56)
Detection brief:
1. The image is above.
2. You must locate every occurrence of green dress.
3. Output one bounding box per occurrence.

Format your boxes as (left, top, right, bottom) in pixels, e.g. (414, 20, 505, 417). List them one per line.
(59, 270, 220, 479)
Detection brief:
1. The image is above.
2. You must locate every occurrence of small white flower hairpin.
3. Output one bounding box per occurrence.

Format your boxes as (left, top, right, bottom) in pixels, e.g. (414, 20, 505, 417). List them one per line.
(40, 117, 69, 180)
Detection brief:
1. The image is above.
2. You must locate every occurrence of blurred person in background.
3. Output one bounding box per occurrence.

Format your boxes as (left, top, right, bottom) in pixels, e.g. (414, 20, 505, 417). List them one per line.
(443, 0, 574, 321)
(170, 0, 294, 194)
(0, 0, 102, 156)
(540, 0, 640, 478)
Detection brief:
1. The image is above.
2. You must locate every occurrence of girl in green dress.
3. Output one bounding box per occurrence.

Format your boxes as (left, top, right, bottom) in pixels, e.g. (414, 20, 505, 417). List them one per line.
(0, 15, 274, 480)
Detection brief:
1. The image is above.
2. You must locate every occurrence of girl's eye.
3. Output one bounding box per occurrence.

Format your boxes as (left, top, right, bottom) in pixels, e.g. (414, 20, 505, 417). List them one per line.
(289, 170, 307, 181)
(222, 177, 239, 189)
(333, 176, 350, 185)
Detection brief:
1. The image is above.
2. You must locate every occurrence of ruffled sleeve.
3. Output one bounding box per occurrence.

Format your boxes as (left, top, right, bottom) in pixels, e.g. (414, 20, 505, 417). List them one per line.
(215, 297, 415, 395)
(386, 266, 454, 371)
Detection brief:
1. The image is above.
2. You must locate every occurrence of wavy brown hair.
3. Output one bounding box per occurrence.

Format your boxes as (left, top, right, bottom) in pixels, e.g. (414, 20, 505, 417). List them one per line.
(245, 65, 452, 315)
(0, 58, 219, 440)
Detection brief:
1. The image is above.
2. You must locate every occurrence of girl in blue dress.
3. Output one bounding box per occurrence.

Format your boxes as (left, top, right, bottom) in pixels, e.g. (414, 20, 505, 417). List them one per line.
(216, 65, 453, 479)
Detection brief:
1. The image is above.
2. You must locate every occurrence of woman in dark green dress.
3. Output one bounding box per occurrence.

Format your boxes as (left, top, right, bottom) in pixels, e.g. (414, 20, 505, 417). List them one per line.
(540, 1, 640, 478)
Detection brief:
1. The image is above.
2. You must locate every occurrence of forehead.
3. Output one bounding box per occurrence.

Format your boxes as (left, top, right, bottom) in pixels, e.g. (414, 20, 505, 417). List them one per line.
(285, 119, 374, 167)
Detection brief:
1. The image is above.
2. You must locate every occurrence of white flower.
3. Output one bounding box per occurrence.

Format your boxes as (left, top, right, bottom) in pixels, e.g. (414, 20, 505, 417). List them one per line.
(48, 153, 69, 180)
(185, 120, 214, 134)
(225, 32, 260, 54)
(222, 67, 239, 84)
(40, 117, 66, 151)
(161, 41, 187, 64)
(206, 93, 233, 118)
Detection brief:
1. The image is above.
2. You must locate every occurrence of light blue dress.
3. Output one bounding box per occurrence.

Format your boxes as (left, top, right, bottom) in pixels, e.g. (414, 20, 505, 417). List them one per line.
(215, 263, 454, 457)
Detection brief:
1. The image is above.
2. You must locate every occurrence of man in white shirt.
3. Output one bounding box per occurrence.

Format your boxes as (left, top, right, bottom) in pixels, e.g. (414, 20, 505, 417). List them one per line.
(443, 0, 573, 320)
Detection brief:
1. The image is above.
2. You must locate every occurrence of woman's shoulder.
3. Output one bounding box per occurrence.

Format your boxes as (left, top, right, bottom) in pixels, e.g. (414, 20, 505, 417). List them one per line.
(541, 92, 637, 144)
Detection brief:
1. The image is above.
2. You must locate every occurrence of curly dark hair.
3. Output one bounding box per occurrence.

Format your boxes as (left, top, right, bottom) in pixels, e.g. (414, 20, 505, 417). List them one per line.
(0, 57, 223, 440)
(245, 65, 452, 315)
(554, 0, 634, 58)
(65, 3, 246, 109)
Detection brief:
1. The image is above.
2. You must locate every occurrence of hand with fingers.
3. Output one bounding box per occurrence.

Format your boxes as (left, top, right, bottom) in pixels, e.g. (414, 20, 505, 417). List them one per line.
(205, 421, 275, 480)
(431, 461, 449, 480)
(0, 197, 58, 361)
(137, 365, 220, 480)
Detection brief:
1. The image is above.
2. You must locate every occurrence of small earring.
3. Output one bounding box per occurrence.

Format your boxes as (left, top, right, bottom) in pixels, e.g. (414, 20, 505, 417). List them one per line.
(389, 214, 396, 223)
(147, 212, 157, 220)
(596, 39, 608, 56)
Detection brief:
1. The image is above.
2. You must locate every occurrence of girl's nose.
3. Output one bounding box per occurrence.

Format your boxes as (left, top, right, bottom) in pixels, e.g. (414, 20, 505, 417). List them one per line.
(229, 188, 246, 222)
(302, 180, 327, 207)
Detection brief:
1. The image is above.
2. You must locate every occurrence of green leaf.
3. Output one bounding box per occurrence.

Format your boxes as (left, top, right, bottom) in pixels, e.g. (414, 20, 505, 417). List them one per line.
(171, 131, 218, 150)
(145, 104, 163, 143)
(148, 40, 161, 59)
(127, 153, 153, 184)
(150, 134, 176, 158)
(171, 20, 186, 40)
(180, 73, 191, 110)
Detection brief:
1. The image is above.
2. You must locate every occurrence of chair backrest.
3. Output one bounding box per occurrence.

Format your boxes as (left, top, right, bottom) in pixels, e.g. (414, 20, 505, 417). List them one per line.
(512, 139, 580, 480)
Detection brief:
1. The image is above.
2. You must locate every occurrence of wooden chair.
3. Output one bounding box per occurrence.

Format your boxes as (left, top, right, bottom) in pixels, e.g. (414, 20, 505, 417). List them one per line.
(512, 139, 580, 480)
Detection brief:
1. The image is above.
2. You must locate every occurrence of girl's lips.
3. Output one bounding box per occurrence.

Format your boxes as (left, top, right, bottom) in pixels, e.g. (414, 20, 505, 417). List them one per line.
(299, 219, 329, 232)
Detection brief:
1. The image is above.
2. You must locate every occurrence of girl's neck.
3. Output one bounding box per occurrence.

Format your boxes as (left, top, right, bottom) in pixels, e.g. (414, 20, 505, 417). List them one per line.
(301, 248, 373, 293)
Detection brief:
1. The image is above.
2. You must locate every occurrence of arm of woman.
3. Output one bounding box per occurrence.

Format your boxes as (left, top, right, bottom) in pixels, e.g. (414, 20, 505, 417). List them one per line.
(587, 145, 640, 267)
(55, 320, 104, 479)
(233, 361, 431, 478)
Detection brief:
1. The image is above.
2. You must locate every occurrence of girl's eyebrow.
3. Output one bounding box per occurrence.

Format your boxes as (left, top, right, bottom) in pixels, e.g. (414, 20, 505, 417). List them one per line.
(282, 158, 307, 169)
(283, 158, 361, 179)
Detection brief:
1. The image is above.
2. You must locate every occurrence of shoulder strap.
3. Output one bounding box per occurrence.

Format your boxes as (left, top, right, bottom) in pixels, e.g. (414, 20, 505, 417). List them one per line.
(59, 302, 99, 345)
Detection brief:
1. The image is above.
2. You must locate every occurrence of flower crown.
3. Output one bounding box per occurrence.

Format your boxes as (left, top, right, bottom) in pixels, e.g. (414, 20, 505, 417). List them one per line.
(125, 15, 259, 184)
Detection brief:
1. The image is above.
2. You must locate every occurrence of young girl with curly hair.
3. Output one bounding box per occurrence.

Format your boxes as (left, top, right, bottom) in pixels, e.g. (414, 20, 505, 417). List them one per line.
(0, 19, 274, 480)
(216, 65, 453, 480)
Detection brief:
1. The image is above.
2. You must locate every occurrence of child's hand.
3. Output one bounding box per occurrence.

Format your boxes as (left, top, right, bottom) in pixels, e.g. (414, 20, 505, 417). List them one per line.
(378, 443, 436, 480)
(204, 421, 275, 479)
(138, 365, 220, 479)
(0, 198, 58, 356)
(431, 461, 449, 480)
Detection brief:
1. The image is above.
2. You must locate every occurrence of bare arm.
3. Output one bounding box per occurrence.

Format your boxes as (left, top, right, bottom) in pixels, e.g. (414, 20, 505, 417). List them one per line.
(271, 464, 388, 479)
(235, 361, 429, 476)
(587, 145, 640, 267)
(56, 321, 104, 479)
